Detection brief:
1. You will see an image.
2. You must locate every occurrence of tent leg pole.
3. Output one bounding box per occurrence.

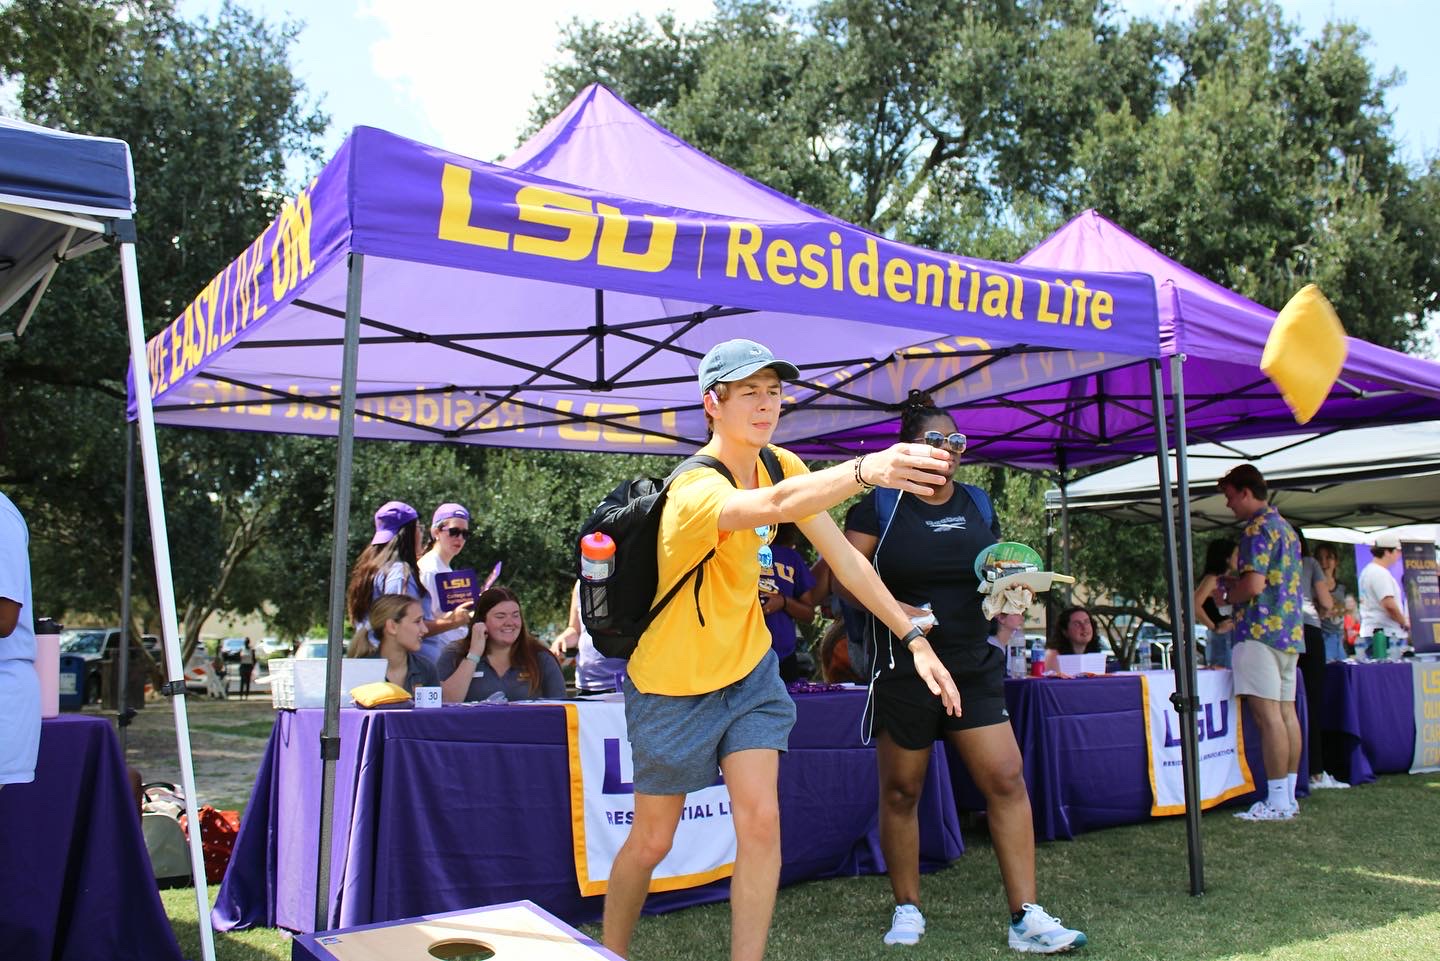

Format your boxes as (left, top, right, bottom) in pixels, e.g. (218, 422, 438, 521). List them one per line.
(118, 238, 217, 961)
(117, 421, 136, 753)
(1169, 355, 1204, 896)
(316, 252, 364, 932)
(1147, 359, 1204, 897)
(1058, 448, 1072, 590)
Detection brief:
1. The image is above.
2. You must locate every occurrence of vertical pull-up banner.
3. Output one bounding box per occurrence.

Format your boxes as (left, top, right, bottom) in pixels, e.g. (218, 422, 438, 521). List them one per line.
(1412, 661, 1440, 774)
(1141, 670, 1253, 815)
(562, 701, 736, 895)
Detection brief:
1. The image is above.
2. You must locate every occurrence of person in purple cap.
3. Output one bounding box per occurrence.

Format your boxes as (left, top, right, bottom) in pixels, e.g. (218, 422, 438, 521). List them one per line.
(418, 502, 477, 663)
(346, 501, 422, 642)
(603, 338, 957, 961)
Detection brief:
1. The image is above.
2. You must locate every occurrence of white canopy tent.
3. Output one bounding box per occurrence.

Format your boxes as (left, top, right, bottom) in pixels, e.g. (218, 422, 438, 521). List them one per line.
(1044, 421, 1440, 531)
(0, 117, 215, 961)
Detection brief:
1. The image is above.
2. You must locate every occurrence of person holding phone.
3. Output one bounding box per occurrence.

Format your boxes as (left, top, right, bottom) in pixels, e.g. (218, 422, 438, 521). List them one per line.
(843, 390, 1085, 954)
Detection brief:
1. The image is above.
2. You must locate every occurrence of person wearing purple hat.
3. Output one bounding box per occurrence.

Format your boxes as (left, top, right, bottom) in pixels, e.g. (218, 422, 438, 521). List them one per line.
(346, 501, 423, 644)
(417, 502, 477, 663)
(603, 338, 958, 961)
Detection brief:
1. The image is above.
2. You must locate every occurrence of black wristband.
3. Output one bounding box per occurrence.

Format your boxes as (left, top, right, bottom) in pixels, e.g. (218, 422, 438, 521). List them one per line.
(900, 625, 925, 648)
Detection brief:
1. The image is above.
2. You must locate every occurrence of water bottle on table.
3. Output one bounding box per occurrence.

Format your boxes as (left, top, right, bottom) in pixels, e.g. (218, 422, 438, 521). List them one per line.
(1134, 634, 1152, 672)
(1369, 629, 1388, 662)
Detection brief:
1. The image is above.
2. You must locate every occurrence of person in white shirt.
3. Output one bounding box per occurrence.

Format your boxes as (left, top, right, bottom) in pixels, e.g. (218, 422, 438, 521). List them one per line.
(417, 503, 475, 663)
(0, 418, 40, 788)
(1358, 534, 1409, 656)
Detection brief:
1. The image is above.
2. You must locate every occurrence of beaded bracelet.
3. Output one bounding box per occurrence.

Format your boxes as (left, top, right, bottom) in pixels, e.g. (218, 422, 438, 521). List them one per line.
(853, 454, 874, 492)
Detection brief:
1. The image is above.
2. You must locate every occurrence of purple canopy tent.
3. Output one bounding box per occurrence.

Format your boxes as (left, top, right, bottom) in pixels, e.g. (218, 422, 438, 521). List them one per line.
(805, 210, 1440, 467)
(124, 86, 1184, 923)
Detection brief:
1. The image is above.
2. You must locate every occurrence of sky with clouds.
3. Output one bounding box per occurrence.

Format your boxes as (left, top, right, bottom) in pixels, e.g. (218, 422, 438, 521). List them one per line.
(179, 0, 1438, 172)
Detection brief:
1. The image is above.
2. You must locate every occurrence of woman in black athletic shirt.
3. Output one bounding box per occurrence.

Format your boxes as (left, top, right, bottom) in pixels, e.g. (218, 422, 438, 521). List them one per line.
(844, 391, 1086, 954)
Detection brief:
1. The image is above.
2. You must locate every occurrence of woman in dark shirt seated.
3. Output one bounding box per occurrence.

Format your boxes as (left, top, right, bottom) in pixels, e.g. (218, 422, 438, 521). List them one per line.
(1044, 605, 1102, 676)
(346, 593, 440, 693)
(436, 586, 566, 701)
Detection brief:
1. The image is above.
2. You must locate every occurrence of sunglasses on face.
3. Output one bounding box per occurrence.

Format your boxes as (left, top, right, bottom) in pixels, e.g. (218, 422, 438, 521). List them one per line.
(441, 527, 470, 540)
(922, 430, 967, 453)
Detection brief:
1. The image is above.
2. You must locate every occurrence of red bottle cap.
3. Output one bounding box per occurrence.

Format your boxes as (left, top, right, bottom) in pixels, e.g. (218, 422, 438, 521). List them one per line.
(580, 532, 616, 560)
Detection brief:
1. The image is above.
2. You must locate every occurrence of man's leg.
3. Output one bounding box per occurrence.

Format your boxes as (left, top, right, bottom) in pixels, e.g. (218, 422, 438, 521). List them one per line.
(1282, 700, 1302, 776)
(1247, 695, 1288, 777)
(602, 792, 685, 959)
(718, 748, 782, 961)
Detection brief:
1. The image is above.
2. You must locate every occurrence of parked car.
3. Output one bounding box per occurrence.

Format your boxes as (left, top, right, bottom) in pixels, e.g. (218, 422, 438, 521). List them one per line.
(294, 639, 328, 660)
(59, 627, 161, 703)
(259, 636, 292, 659)
(219, 637, 248, 662)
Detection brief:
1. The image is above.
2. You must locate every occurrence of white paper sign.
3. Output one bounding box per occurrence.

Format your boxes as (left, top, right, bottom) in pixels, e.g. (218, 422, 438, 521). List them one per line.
(413, 686, 442, 709)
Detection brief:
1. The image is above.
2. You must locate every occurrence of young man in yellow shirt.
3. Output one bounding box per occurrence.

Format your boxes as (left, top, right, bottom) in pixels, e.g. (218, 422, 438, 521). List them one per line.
(603, 339, 960, 961)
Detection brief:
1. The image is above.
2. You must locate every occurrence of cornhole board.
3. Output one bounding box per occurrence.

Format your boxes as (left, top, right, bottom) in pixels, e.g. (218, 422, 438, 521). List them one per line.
(292, 900, 621, 961)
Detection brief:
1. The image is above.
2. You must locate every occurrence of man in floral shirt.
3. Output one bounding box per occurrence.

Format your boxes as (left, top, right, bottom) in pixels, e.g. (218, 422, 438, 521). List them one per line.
(1218, 464, 1304, 821)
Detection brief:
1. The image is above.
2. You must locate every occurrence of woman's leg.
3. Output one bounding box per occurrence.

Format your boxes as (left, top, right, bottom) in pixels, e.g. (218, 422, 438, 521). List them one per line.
(945, 723, 1034, 911)
(876, 730, 933, 907)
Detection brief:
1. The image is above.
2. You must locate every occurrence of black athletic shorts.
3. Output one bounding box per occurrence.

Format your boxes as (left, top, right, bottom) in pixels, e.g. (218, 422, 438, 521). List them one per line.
(872, 641, 1009, 749)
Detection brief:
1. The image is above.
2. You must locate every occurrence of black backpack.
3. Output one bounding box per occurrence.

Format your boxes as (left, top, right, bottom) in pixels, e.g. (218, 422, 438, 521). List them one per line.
(578, 446, 784, 659)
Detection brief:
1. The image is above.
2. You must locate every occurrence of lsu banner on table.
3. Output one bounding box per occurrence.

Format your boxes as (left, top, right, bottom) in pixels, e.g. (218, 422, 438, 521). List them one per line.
(563, 701, 736, 896)
(1412, 660, 1440, 774)
(1141, 670, 1253, 816)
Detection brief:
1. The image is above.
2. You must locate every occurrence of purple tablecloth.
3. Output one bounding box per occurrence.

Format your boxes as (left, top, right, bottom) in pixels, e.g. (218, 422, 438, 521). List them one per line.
(948, 672, 1308, 840)
(0, 715, 184, 961)
(1322, 661, 1416, 785)
(213, 690, 963, 933)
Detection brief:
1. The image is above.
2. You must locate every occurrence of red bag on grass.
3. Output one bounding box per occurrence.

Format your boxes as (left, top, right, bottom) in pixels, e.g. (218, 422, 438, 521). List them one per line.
(180, 805, 241, 884)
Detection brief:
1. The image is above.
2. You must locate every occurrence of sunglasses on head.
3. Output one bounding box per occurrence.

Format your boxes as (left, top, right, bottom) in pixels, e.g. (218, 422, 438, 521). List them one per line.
(922, 430, 967, 453)
(441, 527, 470, 539)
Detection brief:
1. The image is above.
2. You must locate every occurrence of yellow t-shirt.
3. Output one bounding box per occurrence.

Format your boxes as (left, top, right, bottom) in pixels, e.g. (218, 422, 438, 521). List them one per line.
(626, 444, 810, 696)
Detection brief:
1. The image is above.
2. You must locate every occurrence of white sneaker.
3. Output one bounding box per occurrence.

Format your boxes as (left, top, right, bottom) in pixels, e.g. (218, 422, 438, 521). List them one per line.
(1009, 903, 1086, 953)
(884, 904, 925, 946)
(1314, 772, 1351, 789)
(1234, 800, 1294, 821)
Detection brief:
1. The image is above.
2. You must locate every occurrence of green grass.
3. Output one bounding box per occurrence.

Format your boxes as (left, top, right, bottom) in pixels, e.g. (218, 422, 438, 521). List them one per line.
(189, 720, 279, 739)
(163, 773, 1440, 960)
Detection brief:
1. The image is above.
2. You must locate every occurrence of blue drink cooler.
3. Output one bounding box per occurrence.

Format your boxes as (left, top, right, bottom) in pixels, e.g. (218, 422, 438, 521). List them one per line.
(58, 654, 86, 710)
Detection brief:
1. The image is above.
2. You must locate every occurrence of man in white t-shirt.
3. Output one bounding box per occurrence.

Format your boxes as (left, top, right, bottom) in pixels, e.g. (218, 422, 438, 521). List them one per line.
(417, 503, 473, 664)
(1358, 533, 1409, 654)
(0, 419, 40, 788)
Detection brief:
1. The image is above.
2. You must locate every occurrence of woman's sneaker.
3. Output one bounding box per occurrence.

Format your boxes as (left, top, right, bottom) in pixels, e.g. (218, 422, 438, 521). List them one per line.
(1311, 771, 1351, 789)
(1008, 903, 1086, 953)
(883, 904, 925, 946)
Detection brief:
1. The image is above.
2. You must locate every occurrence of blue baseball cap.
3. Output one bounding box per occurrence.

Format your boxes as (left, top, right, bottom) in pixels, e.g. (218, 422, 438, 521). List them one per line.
(698, 339, 800, 394)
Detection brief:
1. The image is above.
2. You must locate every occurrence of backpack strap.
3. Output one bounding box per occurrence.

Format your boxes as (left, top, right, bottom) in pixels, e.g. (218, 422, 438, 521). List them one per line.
(958, 482, 996, 532)
(649, 447, 788, 629)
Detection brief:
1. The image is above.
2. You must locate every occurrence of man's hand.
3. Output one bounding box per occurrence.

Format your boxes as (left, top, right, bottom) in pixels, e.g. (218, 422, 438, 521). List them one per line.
(760, 591, 785, 615)
(862, 443, 952, 494)
(909, 638, 962, 716)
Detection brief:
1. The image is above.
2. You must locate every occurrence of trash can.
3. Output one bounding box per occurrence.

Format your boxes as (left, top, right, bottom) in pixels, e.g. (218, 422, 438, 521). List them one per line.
(102, 657, 148, 711)
(58, 654, 86, 711)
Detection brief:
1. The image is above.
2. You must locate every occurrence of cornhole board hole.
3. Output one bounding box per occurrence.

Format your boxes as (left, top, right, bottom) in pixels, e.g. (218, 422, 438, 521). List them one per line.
(292, 900, 621, 961)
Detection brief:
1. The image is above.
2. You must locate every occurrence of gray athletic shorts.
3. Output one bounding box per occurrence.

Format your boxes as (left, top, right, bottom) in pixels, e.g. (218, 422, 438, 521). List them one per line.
(623, 648, 797, 796)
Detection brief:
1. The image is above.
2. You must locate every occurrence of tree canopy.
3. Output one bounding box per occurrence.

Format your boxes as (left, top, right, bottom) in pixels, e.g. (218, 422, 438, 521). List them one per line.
(2, 0, 1434, 660)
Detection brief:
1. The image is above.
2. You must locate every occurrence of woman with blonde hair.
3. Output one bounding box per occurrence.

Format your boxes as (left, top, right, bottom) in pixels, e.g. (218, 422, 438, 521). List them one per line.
(347, 593, 440, 693)
(436, 586, 564, 701)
